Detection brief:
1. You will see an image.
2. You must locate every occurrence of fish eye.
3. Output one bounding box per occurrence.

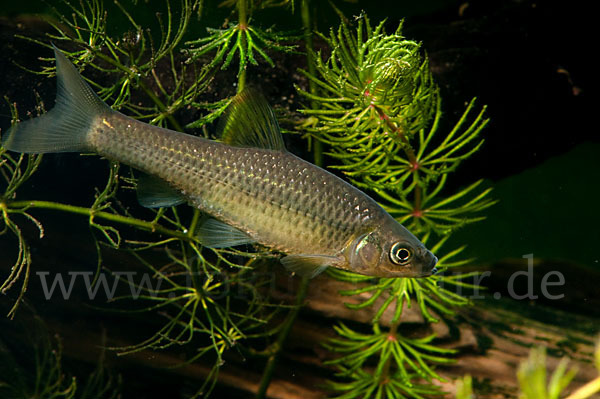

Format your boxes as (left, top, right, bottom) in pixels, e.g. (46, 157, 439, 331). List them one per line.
(390, 242, 412, 265)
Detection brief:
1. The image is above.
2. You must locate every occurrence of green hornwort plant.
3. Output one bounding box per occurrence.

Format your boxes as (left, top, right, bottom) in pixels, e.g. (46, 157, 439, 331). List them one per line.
(1, 0, 493, 397)
(0, 332, 78, 399)
(297, 14, 493, 398)
(0, 312, 121, 399)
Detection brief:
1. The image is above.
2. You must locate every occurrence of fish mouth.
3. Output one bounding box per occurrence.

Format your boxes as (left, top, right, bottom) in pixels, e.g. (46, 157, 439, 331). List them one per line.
(426, 254, 439, 276)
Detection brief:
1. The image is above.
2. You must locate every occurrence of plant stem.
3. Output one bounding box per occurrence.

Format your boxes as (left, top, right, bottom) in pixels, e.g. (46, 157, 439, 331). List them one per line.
(375, 106, 422, 211)
(380, 319, 399, 384)
(237, 0, 248, 92)
(255, 276, 310, 399)
(301, 0, 322, 166)
(137, 80, 184, 131)
(92, 51, 184, 131)
(187, 208, 202, 237)
(374, 106, 416, 164)
(4, 200, 191, 241)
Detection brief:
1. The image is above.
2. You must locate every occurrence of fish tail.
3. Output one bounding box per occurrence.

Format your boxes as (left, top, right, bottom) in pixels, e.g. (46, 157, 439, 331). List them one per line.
(1, 44, 110, 154)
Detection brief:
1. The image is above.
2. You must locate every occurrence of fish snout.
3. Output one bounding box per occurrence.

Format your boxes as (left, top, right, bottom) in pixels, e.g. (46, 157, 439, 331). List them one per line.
(419, 248, 438, 276)
(429, 254, 439, 275)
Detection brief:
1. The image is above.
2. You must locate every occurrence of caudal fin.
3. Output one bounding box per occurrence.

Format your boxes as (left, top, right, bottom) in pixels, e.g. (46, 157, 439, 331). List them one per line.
(1, 44, 110, 154)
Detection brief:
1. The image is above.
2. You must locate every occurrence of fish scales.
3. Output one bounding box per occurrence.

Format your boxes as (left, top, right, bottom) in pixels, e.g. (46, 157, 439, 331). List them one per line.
(1, 46, 438, 278)
(91, 112, 383, 257)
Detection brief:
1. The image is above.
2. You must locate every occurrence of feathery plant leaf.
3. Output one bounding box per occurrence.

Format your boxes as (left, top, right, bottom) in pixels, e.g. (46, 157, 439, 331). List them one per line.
(1, 0, 289, 394)
(0, 335, 77, 399)
(324, 323, 450, 398)
(17, 0, 209, 130)
(297, 13, 492, 398)
(184, 24, 298, 78)
(1, 99, 44, 318)
(0, 313, 121, 399)
(1, 1, 495, 398)
(184, 0, 298, 84)
(297, 14, 491, 235)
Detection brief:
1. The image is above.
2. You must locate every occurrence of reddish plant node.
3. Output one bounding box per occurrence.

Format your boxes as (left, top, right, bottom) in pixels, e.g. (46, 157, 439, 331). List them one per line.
(412, 209, 423, 218)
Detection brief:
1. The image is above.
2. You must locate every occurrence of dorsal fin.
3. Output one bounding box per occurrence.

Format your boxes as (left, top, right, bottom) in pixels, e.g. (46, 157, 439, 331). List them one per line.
(217, 89, 286, 151)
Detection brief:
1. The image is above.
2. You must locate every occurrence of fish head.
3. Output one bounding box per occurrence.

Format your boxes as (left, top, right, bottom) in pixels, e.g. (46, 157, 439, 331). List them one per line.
(346, 221, 437, 278)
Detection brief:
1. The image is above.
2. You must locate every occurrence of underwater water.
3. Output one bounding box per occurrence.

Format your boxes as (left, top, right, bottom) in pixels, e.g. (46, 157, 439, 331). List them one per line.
(1, 1, 598, 398)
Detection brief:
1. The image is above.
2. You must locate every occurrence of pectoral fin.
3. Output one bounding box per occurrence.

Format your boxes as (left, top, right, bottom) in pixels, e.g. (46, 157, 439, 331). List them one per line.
(280, 254, 339, 278)
(197, 218, 256, 248)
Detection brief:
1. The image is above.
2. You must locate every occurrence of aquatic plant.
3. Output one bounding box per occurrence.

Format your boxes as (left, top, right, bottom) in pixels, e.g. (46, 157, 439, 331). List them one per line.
(0, 313, 121, 399)
(295, 14, 493, 398)
(0, 334, 78, 399)
(1, 0, 492, 397)
(455, 340, 600, 399)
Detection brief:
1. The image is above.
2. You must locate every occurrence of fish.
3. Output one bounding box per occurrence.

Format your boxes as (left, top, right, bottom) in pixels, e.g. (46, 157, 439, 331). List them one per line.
(1, 45, 438, 278)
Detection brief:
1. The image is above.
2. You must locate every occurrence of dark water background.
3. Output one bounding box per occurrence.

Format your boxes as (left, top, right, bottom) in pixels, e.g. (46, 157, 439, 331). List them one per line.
(1, 0, 598, 397)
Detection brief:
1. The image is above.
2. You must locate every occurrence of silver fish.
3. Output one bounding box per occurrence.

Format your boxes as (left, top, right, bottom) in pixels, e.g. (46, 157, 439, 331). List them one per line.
(1, 46, 438, 278)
